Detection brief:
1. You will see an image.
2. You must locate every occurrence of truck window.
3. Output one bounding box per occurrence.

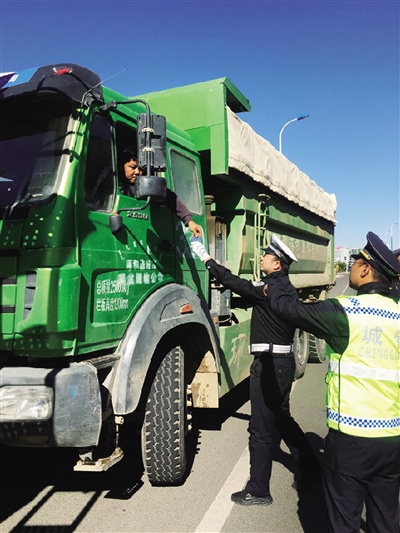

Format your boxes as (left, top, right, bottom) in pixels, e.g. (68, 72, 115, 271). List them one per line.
(84, 114, 115, 212)
(0, 95, 74, 207)
(115, 122, 138, 196)
(170, 150, 202, 215)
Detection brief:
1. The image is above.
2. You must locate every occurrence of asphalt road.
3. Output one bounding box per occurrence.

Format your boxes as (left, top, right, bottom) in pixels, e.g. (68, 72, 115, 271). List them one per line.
(0, 274, 354, 533)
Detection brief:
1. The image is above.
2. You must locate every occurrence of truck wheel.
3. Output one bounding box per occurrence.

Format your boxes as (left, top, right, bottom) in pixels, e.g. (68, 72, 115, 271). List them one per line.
(308, 334, 327, 363)
(141, 345, 187, 485)
(293, 329, 309, 380)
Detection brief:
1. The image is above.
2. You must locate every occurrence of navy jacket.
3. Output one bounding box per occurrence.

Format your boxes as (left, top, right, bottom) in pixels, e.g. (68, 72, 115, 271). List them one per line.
(205, 259, 297, 346)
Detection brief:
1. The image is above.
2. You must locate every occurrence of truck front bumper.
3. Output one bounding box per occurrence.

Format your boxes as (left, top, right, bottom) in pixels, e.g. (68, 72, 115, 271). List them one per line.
(0, 362, 102, 447)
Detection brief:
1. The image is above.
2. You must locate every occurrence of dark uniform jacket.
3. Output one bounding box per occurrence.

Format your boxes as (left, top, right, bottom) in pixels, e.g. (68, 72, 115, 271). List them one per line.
(267, 280, 393, 354)
(120, 182, 193, 225)
(390, 278, 400, 299)
(205, 259, 296, 346)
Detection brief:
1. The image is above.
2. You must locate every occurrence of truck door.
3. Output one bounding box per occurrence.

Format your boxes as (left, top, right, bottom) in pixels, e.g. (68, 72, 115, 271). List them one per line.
(76, 113, 176, 351)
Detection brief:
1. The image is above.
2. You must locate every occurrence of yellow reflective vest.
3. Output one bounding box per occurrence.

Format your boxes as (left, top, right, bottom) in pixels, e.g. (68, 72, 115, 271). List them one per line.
(326, 293, 400, 438)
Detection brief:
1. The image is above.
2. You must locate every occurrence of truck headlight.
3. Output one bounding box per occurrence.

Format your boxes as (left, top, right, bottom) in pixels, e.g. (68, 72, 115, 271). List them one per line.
(0, 386, 53, 422)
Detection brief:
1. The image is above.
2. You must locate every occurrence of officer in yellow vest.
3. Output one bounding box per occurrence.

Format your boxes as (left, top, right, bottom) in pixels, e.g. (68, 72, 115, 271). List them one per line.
(266, 232, 400, 533)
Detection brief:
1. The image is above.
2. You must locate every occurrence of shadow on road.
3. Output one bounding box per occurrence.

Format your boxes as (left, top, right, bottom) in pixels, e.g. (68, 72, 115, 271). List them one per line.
(182, 377, 251, 485)
(296, 432, 329, 533)
(296, 485, 329, 533)
(0, 422, 145, 528)
(0, 381, 251, 529)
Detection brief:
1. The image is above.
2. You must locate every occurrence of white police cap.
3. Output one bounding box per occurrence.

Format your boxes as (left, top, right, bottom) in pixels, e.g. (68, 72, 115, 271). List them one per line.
(263, 234, 298, 265)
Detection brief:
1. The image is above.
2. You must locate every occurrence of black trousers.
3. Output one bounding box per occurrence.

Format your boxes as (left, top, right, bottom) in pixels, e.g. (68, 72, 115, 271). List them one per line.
(322, 429, 400, 533)
(245, 355, 321, 497)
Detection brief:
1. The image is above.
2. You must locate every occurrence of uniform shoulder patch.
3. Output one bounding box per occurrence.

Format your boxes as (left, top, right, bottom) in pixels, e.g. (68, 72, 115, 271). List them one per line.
(253, 281, 265, 287)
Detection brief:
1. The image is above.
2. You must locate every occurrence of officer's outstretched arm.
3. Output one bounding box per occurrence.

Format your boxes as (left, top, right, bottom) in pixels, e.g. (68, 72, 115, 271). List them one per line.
(190, 237, 211, 262)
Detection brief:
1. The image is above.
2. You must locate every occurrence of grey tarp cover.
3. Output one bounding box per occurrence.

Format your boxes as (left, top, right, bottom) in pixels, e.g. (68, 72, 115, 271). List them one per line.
(227, 106, 337, 223)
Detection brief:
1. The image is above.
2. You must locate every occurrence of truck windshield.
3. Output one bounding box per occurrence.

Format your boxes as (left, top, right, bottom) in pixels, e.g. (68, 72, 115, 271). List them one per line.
(0, 94, 76, 208)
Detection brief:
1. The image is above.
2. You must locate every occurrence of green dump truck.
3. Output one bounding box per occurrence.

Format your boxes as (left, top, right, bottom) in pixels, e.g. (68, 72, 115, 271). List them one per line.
(0, 64, 336, 484)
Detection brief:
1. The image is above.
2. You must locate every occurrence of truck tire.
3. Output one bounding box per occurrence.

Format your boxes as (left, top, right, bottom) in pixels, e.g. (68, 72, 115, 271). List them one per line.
(308, 334, 327, 363)
(293, 329, 309, 380)
(141, 345, 187, 485)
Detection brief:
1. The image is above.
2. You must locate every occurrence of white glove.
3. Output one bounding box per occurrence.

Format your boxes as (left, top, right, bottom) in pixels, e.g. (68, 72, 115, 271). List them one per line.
(190, 237, 211, 262)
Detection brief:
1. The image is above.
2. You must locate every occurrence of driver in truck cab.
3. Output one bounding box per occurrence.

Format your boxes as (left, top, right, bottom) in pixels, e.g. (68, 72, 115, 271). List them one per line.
(120, 147, 202, 237)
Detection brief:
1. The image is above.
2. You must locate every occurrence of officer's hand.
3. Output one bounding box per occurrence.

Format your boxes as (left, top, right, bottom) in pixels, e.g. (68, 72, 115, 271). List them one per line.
(190, 237, 211, 262)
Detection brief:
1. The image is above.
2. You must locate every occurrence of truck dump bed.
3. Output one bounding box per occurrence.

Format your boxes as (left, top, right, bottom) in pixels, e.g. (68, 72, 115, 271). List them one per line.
(139, 78, 336, 291)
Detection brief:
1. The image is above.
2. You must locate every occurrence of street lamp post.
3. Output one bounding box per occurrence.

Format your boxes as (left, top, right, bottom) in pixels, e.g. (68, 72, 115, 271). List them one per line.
(279, 114, 309, 153)
(384, 231, 389, 246)
(390, 222, 398, 250)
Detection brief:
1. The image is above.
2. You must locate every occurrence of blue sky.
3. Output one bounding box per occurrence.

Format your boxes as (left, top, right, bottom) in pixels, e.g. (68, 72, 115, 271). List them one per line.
(1, 0, 399, 249)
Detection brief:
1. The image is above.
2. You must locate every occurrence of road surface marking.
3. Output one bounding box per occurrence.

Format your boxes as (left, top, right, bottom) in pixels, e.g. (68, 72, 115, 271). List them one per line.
(194, 447, 250, 533)
(194, 377, 299, 532)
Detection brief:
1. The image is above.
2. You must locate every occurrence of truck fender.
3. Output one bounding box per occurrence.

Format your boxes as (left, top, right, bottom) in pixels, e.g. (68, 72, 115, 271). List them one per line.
(108, 284, 220, 415)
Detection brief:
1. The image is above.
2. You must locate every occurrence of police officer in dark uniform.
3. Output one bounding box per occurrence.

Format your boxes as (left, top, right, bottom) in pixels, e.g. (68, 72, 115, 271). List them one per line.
(191, 235, 321, 506)
(266, 232, 400, 533)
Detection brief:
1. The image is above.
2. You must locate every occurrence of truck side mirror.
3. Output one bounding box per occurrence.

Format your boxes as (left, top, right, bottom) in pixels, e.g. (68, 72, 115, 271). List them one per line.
(137, 113, 167, 172)
(135, 175, 167, 203)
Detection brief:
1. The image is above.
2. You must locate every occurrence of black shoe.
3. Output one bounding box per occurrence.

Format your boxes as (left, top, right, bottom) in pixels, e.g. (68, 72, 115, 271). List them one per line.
(231, 490, 273, 506)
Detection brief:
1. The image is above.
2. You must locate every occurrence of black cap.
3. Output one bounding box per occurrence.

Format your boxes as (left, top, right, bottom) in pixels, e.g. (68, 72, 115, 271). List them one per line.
(393, 248, 400, 259)
(351, 232, 400, 279)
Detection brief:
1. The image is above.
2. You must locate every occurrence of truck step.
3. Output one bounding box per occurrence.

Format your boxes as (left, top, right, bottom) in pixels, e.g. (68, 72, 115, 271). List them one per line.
(73, 447, 124, 472)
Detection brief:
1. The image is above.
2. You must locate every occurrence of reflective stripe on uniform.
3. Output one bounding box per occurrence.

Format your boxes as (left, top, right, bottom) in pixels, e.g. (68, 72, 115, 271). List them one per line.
(249, 343, 292, 354)
(344, 297, 400, 320)
(327, 409, 400, 430)
(329, 361, 399, 383)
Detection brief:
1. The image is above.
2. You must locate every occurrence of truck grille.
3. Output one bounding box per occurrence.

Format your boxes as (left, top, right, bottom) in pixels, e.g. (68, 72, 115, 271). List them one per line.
(0, 277, 16, 313)
(24, 272, 37, 319)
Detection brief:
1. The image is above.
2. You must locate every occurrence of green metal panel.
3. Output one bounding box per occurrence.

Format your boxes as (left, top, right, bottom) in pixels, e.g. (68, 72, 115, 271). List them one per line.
(0, 255, 17, 337)
(133, 77, 250, 128)
(218, 310, 252, 396)
(14, 265, 81, 335)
